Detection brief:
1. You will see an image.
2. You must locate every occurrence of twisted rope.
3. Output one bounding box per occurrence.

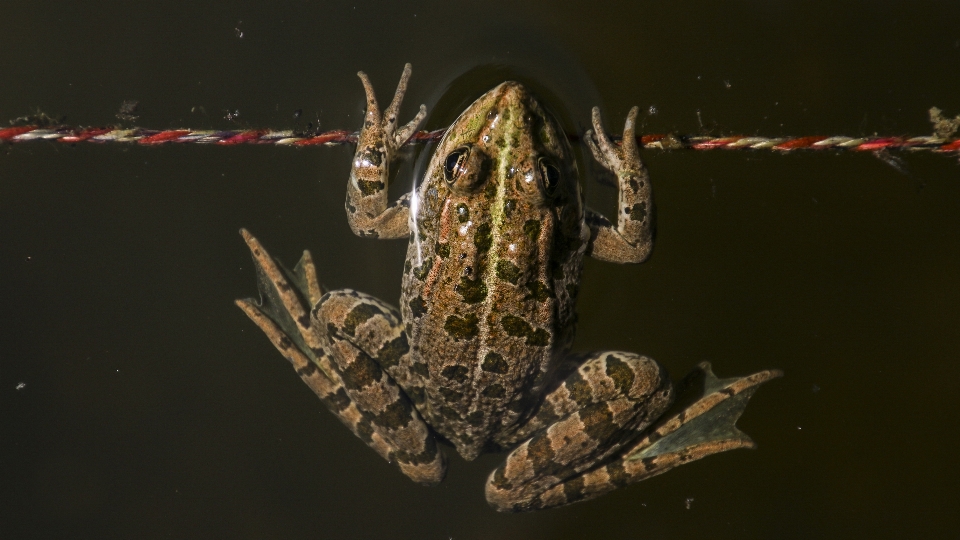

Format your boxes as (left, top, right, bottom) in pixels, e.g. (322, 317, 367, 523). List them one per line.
(2, 125, 959, 153)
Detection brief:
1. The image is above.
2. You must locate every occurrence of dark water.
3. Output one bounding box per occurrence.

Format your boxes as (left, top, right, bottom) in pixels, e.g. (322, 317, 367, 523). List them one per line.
(3, 2, 959, 538)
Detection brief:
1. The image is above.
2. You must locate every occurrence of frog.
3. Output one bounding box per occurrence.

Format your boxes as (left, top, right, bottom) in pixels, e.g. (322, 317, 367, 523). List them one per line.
(235, 64, 781, 512)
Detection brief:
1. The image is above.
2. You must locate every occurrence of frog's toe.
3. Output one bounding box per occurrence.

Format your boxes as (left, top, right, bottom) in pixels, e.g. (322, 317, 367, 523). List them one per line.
(238, 229, 324, 351)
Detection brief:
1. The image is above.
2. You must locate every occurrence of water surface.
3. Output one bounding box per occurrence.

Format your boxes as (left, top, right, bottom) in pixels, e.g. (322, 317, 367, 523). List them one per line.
(3, 2, 959, 538)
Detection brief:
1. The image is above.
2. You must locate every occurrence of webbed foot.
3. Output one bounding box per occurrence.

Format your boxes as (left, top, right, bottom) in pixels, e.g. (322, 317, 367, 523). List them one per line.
(487, 361, 781, 511)
(235, 229, 446, 485)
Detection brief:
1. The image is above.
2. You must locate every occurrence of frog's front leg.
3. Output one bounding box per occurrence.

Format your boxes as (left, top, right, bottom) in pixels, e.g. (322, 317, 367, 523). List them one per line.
(584, 106, 654, 263)
(346, 63, 426, 239)
(485, 353, 780, 512)
(235, 231, 446, 485)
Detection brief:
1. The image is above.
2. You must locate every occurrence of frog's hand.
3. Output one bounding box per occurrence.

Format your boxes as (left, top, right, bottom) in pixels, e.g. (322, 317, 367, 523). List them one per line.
(346, 63, 425, 240)
(234, 229, 396, 463)
(584, 106, 654, 264)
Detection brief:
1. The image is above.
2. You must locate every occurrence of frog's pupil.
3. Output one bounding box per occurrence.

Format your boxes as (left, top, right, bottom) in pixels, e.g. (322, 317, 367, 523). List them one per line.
(444, 147, 469, 182)
(538, 158, 561, 195)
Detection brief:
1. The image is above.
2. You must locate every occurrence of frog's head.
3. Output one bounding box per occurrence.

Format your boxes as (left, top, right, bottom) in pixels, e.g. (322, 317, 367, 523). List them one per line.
(430, 81, 579, 210)
(415, 82, 584, 240)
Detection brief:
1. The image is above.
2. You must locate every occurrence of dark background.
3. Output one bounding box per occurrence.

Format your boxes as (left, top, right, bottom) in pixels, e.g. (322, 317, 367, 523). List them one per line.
(2, 2, 959, 539)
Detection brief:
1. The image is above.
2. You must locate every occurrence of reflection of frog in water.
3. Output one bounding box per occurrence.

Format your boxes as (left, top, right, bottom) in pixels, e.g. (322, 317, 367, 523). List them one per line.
(236, 64, 781, 512)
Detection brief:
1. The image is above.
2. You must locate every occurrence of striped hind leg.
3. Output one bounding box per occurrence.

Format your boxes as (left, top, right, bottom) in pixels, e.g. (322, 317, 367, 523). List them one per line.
(235, 229, 445, 485)
(485, 352, 673, 512)
(485, 353, 781, 512)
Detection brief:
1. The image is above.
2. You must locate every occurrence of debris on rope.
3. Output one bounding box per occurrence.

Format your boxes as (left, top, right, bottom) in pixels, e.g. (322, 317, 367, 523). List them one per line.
(3, 108, 958, 153)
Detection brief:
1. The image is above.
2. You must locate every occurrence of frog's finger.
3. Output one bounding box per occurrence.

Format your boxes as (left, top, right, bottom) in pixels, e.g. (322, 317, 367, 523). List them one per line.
(357, 70, 382, 124)
(383, 63, 414, 139)
(621, 106, 640, 154)
(583, 129, 609, 169)
(394, 104, 427, 147)
(590, 106, 618, 160)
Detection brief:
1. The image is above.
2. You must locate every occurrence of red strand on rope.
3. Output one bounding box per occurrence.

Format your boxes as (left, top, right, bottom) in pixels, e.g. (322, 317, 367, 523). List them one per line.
(293, 130, 355, 146)
(773, 136, 828, 150)
(0, 126, 35, 140)
(2, 125, 959, 153)
(139, 130, 192, 145)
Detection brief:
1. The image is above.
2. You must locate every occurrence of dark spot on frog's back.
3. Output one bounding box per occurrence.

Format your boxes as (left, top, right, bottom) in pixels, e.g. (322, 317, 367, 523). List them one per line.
(411, 361, 430, 379)
(407, 385, 426, 404)
(408, 295, 427, 318)
(466, 410, 485, 426)
(481, 384, 506, 399)
(444, 313, 480, 340)
(501, 315, 550, 347)
(412, 265, 429, 281)
(474, 222, 492, 253)
(440, 364, 470, 383)
(440, 405, 461, 421)
(456, 276, 488, 303)
(481, 352, 509, 374)
(503, 198, 517, 217)
(495, 260, 521, 285)
(523, 219, 541, 243)
(439, 387, 464, 403)
(525, 280, 554, 302)
(483, 173, 498, 198)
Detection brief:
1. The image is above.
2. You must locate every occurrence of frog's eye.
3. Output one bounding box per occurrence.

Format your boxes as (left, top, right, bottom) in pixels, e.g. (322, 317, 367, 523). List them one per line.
(537, 157, 561, 196)
(444, 146, 471, 183)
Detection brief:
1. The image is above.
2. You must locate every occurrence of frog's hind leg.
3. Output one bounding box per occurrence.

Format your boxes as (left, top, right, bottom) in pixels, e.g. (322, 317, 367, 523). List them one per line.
(311, 288, 446, 484)
(485, 355, 781, 512)
(486, 352, 674, 512)
(235, 229, 446, 485)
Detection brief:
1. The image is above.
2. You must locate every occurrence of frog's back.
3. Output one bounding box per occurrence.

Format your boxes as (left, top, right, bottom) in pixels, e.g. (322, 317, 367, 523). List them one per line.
(398, 82, 588, 459)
